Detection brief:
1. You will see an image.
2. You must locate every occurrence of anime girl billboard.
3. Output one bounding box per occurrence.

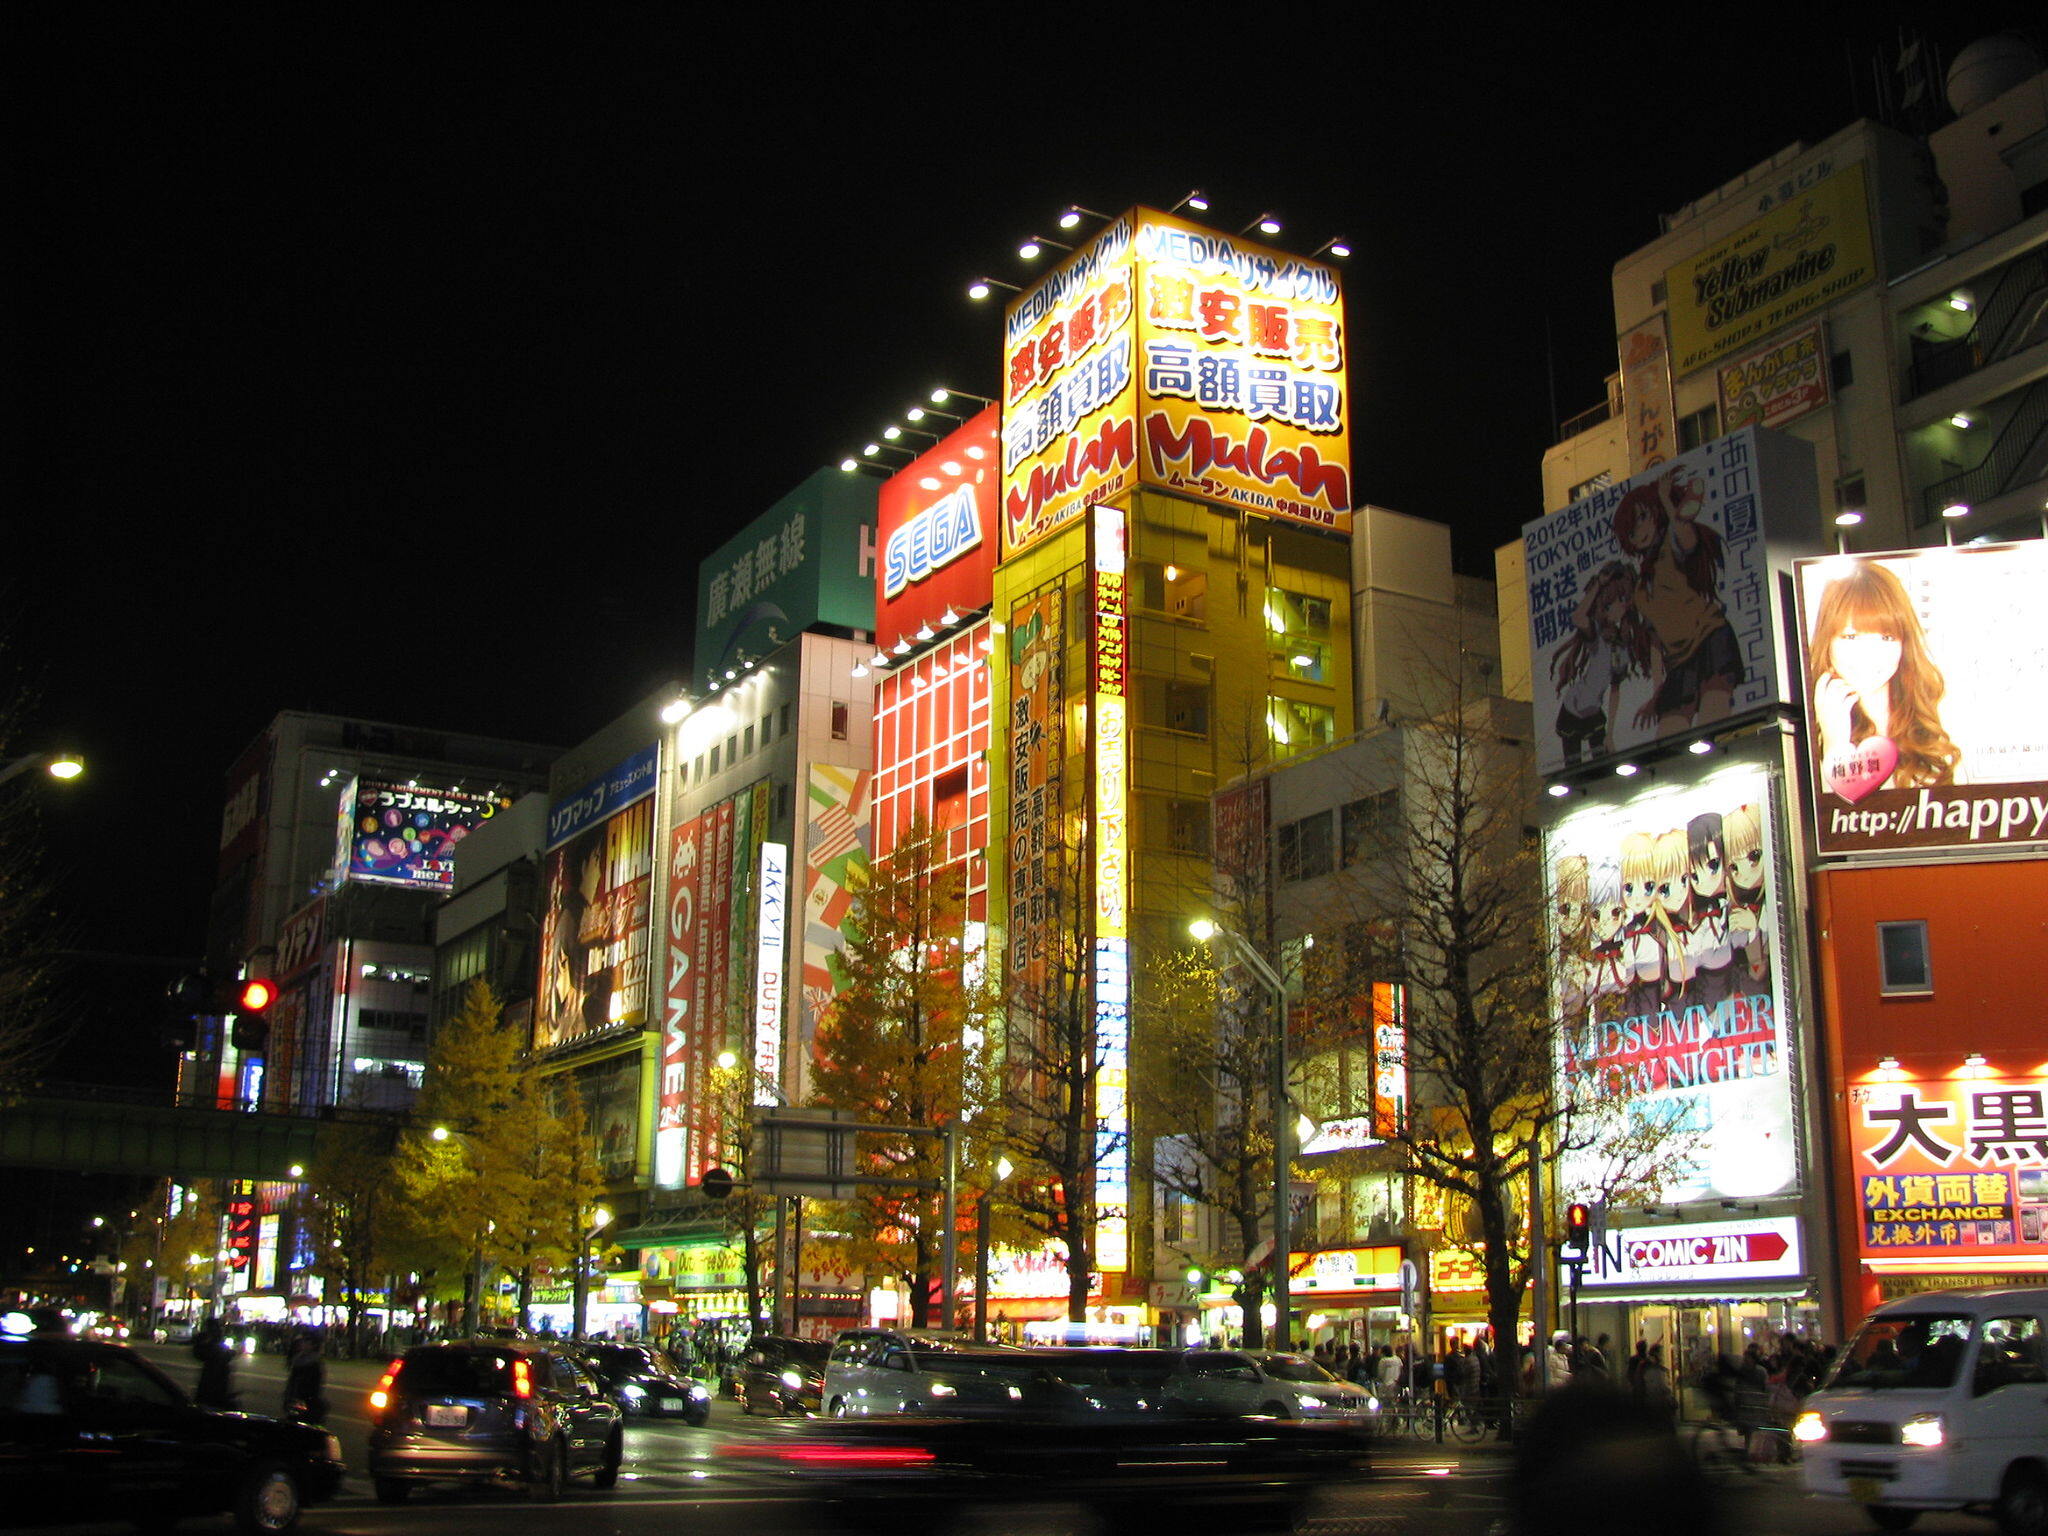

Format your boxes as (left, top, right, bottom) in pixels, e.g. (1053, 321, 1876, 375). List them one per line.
(1524, 427, 1816, 776)
(1548, 766, 1799, 1204)
(1795, 544, 2048, 856)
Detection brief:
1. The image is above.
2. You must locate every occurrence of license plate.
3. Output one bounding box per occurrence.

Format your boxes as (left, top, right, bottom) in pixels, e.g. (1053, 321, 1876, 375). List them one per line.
(658, 1398, 684, 1412)
(1848, 1478, 1883, 1504)
(425, 1404, 467, 1427)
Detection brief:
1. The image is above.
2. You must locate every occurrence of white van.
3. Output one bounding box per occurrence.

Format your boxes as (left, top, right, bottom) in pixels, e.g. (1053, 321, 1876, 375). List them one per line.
(1796, 1286, 2048, 1533)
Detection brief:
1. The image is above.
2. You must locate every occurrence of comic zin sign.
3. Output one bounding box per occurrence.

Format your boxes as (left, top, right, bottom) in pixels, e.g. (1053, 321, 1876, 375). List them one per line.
(1850, 1073, 2048, 1265)
(1001, 208, 1350, 557)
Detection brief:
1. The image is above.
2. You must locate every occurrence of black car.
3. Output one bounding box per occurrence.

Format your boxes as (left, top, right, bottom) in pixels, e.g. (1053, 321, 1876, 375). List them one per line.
(726, 1406, 1378, 1535)
(735, 1335, 831, 1416)
(365, 1340, 623, 1503)
(0, 1320, 345, 1533)
(571, 1341, 710, 1424)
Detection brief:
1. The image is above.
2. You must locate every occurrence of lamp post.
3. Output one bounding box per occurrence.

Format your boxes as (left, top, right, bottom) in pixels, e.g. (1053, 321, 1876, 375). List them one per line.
(571, 1205, 613, 1341)
(1189, 918, 1294, 1351)
(973, 1156, 1014, 1344)
(0, 750, 84, 792)
(431, 1125, 490, 1335)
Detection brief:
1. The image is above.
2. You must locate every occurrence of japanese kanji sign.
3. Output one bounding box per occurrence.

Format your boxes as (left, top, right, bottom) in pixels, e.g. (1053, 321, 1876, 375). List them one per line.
(341, 780, 513, 891)
(1851, 1074, 2048, 1260)
(1524, 426, 1815, 777)
(1001, 207, 1350, 558)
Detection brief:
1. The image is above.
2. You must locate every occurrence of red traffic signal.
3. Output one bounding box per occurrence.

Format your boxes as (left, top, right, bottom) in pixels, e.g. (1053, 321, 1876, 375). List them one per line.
(230, 974, 276, 1054)
(237, 978, 276, 1013)
(1564, 1201, 1592, 1255)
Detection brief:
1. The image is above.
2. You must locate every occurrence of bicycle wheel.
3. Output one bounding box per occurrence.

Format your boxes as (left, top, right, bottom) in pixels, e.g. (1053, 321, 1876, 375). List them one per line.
(1448, 1402, 1485, 1442)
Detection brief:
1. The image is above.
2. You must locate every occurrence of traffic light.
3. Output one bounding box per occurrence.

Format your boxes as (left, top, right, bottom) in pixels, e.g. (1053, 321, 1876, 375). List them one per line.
(1563, 1201, 1591, 1257)
(163, 972, 209, 1051)
(229, 975, 276, 1054)
(698, 1166, 734, 1200)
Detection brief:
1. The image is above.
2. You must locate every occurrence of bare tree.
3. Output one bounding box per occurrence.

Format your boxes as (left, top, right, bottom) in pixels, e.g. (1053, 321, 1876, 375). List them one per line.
(0, 664, 72, 1103)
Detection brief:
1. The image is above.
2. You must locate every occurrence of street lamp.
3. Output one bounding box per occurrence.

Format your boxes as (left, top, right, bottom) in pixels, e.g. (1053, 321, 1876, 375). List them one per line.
(0, 750, 84, 791)
(1189, 917, 1296, 1351)
(572, 1205, 614, 1341)
(973, 1156, 1015, 1344)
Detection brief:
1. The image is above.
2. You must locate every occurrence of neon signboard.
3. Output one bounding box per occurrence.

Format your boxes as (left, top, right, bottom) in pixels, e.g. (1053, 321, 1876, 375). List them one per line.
(753, 841, 788, 1106)
(1092, 504, 1130, 1272)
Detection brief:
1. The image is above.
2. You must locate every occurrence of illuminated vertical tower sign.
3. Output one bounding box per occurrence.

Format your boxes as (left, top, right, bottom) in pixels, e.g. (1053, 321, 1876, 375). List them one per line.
(1091, 504, 1130, 1272)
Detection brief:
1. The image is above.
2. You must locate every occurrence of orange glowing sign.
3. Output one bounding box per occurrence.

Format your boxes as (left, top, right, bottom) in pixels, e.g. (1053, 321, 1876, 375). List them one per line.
(1001, 209, 1351, 557)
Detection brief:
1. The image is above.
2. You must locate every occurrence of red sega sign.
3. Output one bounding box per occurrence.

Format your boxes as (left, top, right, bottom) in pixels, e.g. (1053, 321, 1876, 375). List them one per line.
(874, 407, 1000, 653)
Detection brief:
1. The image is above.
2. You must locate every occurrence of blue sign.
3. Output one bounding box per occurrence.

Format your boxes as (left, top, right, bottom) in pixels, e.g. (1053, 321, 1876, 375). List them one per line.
(547, 744, 659, 851)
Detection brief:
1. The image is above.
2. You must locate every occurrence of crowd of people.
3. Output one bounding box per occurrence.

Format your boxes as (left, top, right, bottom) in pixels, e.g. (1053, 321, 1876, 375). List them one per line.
(1305, 1326, 1835, 1432)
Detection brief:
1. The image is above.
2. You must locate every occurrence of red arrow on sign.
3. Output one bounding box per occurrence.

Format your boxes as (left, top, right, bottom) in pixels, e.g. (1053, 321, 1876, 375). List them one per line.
(1745, 1232, 1789, 1263)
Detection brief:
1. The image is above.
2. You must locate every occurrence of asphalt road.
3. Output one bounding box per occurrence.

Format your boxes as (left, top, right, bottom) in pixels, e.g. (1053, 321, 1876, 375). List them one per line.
(104, 1344, 2003, 1536)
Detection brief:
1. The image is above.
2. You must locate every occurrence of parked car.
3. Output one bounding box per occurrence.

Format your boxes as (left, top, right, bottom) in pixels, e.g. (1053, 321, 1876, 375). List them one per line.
(1160, 1349, 1377, 1419)
(1796, 1285, 2048, 1533)
(736, 1335, 831, 1416)
(0, 1311, 345, 1533)
(570, 1341, 710, 1424)
(365, 1340, 623, 1503)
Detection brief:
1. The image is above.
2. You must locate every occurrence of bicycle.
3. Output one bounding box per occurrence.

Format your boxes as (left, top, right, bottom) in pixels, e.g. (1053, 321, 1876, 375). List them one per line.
(1686, 1415, 1761, 1475)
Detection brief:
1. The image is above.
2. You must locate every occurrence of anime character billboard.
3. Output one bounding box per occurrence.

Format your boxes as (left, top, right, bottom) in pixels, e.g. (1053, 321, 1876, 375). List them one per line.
(1549, 766, 1799, 1204)
(1795, 544, 2048, 856)
(1524, 427, 1816, 777)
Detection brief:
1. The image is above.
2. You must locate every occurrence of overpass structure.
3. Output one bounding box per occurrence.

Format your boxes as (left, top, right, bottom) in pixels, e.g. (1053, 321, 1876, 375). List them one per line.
(0, 1083, 368, 1181)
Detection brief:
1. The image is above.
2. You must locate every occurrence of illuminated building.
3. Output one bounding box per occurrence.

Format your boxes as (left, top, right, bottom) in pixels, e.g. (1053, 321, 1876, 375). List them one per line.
(1516, 40, 2048, 1339)
(989, 208, 1356, 1325)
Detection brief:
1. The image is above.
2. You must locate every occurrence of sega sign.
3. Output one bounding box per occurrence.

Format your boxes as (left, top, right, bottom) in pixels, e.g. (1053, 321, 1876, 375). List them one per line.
(883, 485, 983, 598)
(874, 406, 1000, 653)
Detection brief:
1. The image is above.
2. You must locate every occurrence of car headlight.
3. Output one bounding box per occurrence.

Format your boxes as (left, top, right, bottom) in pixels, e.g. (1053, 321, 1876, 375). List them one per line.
(1298, 1395, 1321, 1410)
(325, 1434, 344, 1462)
(929, 1382, 957, 1398)
(1365, 1396, 1381, 1413)
(1791, 1411, 1827, 1443)
(780, 1369, 803, 1388)
(1900, 1414, 1945, 1448)
(620, 1384, 646, 1399)
(688, 1383, 710, 1401)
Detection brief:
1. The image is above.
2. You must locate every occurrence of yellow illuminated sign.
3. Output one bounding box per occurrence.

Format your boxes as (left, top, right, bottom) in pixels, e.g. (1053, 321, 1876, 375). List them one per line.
(1665, 164, 1875, 375)
(1002, 209, 1351, 557)
(1092, 505, 1130, 1272)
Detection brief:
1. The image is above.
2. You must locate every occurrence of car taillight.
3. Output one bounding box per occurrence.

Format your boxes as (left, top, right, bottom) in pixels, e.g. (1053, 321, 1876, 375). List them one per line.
(369, 1389, 390, 1410)
(512, 1359, 533, 1399)
(726, 1443, 937, 1468)
(371, 1360, 402, 1413)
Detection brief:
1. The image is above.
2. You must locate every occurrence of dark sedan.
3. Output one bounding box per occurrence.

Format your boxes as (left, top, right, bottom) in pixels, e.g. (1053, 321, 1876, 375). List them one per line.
(736, 1335, 830, 1417)
(0, 1319, 345, 1533)
(570, 1341, 710, 1424)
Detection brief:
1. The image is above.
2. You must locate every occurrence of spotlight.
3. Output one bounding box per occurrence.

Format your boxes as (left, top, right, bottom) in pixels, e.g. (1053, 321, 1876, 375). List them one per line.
(967, 277, 1023, 301)
(1834, 510, 1863, 527)
(1615, 762, 1640, 777)
(1546, 783, 1572, 798)
(1239, 211, 1282, 237)
(1171, 189, 1210, 214)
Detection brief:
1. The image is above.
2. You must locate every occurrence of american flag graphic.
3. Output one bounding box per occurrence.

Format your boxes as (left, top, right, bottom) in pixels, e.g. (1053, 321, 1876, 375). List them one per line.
(809, 800, 859, 867)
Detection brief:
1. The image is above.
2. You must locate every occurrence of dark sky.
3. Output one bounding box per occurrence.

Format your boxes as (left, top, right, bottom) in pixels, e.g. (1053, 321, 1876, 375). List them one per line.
(10, 5, 2042, 1053)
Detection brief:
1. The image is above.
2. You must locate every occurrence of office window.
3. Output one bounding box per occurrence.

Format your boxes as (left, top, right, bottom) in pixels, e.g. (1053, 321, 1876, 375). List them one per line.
(694, 755, 704, 781)
(1878, 921, 1932, 995)
(1166, 798, 1210, 857)
(831, 702, 850, 741)
(761, 711, 773, 745)
(744, 724, 755, 757)
(1277, 812, 1334, 883)
(1831, 349, 1854, 389)
(709, 745, 721, 774)
(1677, 404, 1718, 453)
(780, 702, 793, 736)
(1341, 790, 1398, 866)
(726, 734, 738, 764)
(1267, 696, 1335, 761)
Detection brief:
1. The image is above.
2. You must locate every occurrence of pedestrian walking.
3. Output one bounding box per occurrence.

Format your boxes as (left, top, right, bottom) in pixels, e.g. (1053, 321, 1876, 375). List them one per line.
(192, 1318, 235, 1409)
(283, 1332, 328, 1424)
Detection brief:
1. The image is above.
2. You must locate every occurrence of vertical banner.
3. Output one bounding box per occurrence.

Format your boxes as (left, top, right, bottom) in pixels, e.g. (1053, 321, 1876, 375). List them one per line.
(1550, 766, 1798, 1203)
(692, 800, 736, 1172)
(1092, 505, 1131, 1273)
(1006, 584, 1067, 985)
(753, 841, 788, 1105)
(802, 766, 873, 1067)
(657, 812, 705, 1188)
(1619, 314, 1676, 475)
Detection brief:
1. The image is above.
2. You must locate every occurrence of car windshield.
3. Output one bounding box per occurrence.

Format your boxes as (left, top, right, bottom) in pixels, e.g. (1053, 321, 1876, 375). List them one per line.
(588, 1345, 676, 1377)
(398, 1351, 513, 1396)
(1827, 1313, 1975, 1390)
(1259, 1354, 1338, 1384)
(781, 1340, 829, 1365)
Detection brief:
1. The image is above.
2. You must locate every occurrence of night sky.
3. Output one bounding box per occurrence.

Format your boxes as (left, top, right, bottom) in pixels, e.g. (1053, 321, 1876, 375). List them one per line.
(8, 10, 2040, 1114)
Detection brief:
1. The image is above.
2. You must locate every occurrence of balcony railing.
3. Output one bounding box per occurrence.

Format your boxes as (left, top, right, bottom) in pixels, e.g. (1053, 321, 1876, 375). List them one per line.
(1921, 376, 2048, 525)
(1909, 247, 2048, 398)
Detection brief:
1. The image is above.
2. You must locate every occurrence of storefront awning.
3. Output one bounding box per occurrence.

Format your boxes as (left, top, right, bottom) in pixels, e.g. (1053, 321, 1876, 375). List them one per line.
(613, 1214, 728, 1249)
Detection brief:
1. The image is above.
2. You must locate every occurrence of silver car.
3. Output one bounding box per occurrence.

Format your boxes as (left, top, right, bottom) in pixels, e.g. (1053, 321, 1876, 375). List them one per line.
(1162, 1350, 1375, 1419)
